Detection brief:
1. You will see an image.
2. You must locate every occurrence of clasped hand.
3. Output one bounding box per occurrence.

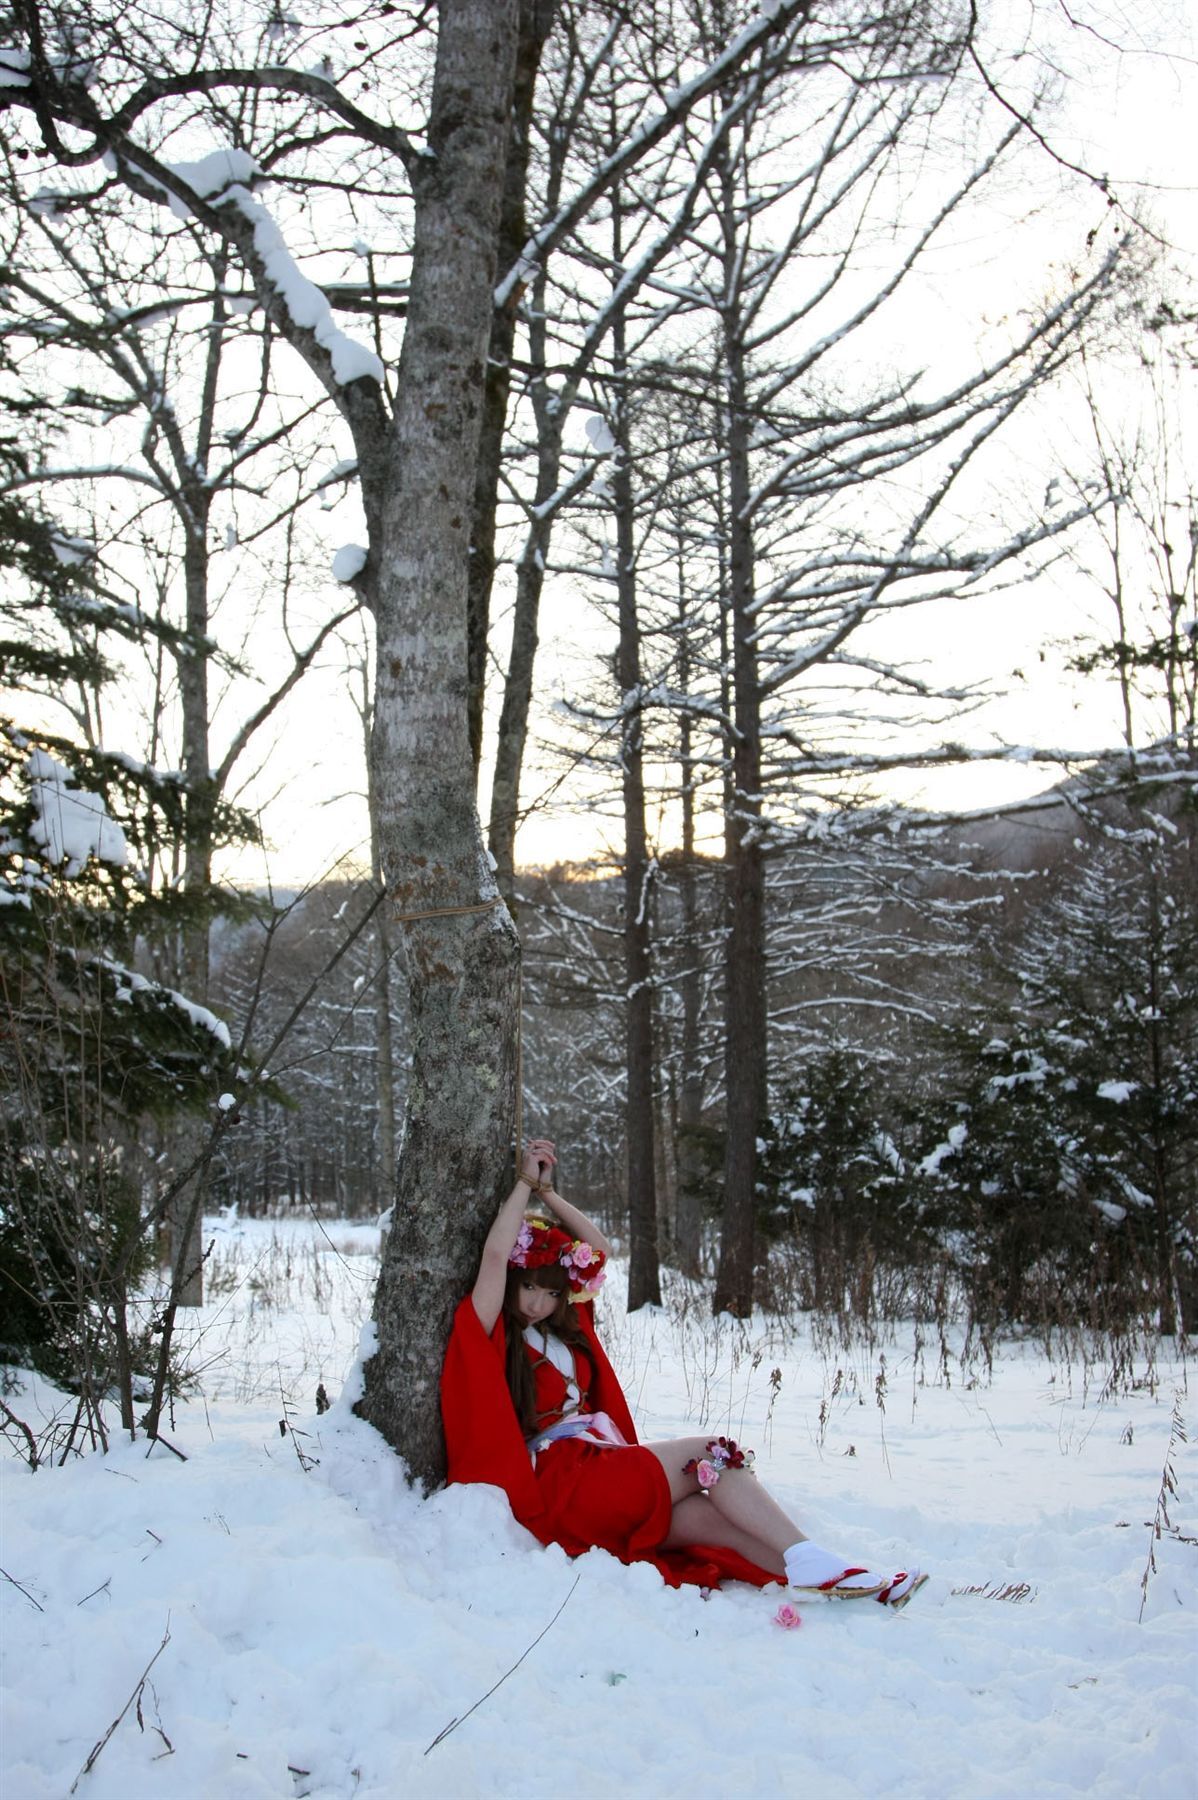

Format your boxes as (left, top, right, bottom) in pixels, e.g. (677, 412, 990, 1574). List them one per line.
(521, 1137, 556, 1195)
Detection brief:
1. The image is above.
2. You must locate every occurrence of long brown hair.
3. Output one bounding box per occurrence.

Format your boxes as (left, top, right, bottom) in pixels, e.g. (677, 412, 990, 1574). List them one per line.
(503, 1264, 592, 1437)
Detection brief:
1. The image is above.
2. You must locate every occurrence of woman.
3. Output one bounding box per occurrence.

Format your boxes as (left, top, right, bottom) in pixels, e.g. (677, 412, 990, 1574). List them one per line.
(442, 1139, 925, 1604)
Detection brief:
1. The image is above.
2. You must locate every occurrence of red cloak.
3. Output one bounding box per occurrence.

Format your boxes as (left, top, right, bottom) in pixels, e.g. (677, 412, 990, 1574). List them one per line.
(441, 1295, 781, 1592)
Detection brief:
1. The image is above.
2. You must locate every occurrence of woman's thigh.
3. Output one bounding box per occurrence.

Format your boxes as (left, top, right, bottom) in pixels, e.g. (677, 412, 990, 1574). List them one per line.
(642, 1436, 713, 1504)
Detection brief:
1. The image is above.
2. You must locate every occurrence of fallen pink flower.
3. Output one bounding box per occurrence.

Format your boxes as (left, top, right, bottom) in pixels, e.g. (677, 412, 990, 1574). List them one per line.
(773, 1602, 802, 1630)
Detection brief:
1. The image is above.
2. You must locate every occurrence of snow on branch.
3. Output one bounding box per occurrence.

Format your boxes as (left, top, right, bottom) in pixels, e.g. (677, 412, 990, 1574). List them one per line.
(85, 138, 386, 400)
(145, 151, 386, 389)
(100, 959, 233, 1051)
(27, 748, 128, 874)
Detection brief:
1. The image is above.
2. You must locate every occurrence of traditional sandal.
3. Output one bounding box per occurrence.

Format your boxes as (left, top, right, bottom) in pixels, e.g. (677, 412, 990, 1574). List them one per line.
(876, 1569, 930, 1610)
(783, 1542, 887, 1599)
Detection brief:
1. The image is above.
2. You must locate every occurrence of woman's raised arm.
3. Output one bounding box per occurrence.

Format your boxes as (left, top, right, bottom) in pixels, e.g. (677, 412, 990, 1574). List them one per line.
(470, 1138, 556, 1333)
(539, 1185, 614, 1264)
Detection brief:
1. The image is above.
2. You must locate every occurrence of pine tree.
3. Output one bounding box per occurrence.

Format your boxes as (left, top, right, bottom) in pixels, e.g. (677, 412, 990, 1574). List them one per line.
(0, 451, 248, 1433)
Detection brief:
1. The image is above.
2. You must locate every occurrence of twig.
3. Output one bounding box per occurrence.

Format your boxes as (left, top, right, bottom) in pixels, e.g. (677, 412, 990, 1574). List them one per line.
(301, 1197, 375, 1285)
(69, 1618, 172, 1793)
(875, 1352, 891, 1478)
(950, 1580, 1037, 1603)
(1, 1564, 44, 1612)
(424, 1575, 581, 1755)
(1139, 1391, 1187, 1624)
(145, 1432, 187, 1461)
(278, 1372, 320, 1473)
(0, 1396, 39, 1470)
(140, 1680, 174, 1761)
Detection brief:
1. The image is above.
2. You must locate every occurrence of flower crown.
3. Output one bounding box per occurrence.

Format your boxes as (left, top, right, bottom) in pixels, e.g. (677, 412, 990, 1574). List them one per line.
(508, 1214, 606, 1297)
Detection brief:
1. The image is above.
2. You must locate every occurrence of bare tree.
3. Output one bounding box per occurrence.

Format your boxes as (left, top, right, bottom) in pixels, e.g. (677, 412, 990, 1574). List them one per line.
(627, 1, 1130, 1313)
(0, 123, 361, 1300)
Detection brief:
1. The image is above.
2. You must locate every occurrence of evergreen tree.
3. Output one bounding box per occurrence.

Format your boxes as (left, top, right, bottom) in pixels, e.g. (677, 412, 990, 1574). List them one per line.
(0, 450, 248, 1434)
(1015, 825, 1198, 1332)
(910, 1027, 1103, 1328)
(758, 1049, 922, 1322)
(915, 814, 1198, 1333)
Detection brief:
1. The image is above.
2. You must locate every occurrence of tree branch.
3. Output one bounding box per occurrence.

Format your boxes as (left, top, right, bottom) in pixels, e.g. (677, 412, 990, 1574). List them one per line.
(214, 603, 361, 788)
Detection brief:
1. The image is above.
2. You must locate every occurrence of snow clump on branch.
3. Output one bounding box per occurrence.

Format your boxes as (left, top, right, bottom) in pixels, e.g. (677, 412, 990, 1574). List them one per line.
(218, 170, 386, 387)
(27, 749, 129, 875)
(332, 544, 368, 583)
(120, 144, 385, 388)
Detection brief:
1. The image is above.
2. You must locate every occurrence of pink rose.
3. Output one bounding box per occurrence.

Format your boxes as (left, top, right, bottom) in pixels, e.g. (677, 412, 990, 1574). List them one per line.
(773, 1603, 802, 1630)
(695, 1459, 719, 1488)
(571, 1241, 595, 1268)
(511, 1221, 534, 1265)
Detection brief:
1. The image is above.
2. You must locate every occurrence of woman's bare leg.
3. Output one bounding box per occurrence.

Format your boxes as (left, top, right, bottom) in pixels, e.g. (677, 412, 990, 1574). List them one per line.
(645, 1435, 808, 1566)
(660, 1492, 786, 1576)
(647, 1436, 913, 1602)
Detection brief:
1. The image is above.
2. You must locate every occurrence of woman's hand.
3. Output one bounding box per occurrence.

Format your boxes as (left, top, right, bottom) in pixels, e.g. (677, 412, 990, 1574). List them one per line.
(521, 1137, 556, 1192)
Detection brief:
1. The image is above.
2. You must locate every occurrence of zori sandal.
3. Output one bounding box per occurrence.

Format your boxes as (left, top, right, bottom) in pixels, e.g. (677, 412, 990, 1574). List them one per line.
(877, 1570, 930, 1610)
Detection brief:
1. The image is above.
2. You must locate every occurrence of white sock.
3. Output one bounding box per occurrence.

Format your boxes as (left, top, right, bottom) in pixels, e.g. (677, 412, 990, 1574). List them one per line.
(783, 1541, 882, 1592)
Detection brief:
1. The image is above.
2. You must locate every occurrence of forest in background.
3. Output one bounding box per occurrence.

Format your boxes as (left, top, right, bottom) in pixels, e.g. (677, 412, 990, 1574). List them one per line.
(1, 0, 1194, 1474)
(206, 771, 1198, 1345)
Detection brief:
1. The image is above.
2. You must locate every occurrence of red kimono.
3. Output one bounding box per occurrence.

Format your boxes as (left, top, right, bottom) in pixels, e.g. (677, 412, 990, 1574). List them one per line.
(441, 1295, 781, 1592)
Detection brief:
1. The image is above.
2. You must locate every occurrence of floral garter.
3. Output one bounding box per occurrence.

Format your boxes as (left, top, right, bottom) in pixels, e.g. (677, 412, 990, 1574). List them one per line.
(683, 1437, 755, 1488)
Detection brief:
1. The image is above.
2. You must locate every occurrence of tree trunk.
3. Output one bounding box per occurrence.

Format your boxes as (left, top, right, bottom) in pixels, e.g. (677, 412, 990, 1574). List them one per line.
(363, 688, 399, 1210)
(1145, 881, 1177, 1335)
(713, 302, 766, 1319)
(487, 453, 560, 896)
(170, 493, 214, 1308)
(673, 538, 705, 1275)
(168, 258, 231, 1307)
(356, 0, 523, 1485)
(611, 291, 661, 1308)
(466, 0, 558, 778)
(373, 894, 399, 1214)
(485, 50, 578, 896)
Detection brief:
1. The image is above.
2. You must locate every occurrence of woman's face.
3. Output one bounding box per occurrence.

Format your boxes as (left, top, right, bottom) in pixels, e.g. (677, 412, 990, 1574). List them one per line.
(513, 1276, 561, 1326)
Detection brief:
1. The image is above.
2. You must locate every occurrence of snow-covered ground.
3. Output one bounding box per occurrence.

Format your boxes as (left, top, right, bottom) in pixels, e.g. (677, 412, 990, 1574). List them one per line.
(2, 1213, 1194, 1799)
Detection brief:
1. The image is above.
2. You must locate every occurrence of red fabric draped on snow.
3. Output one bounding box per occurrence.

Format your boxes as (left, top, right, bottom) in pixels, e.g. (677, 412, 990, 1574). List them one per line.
(441, 1295, 781, 1592)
